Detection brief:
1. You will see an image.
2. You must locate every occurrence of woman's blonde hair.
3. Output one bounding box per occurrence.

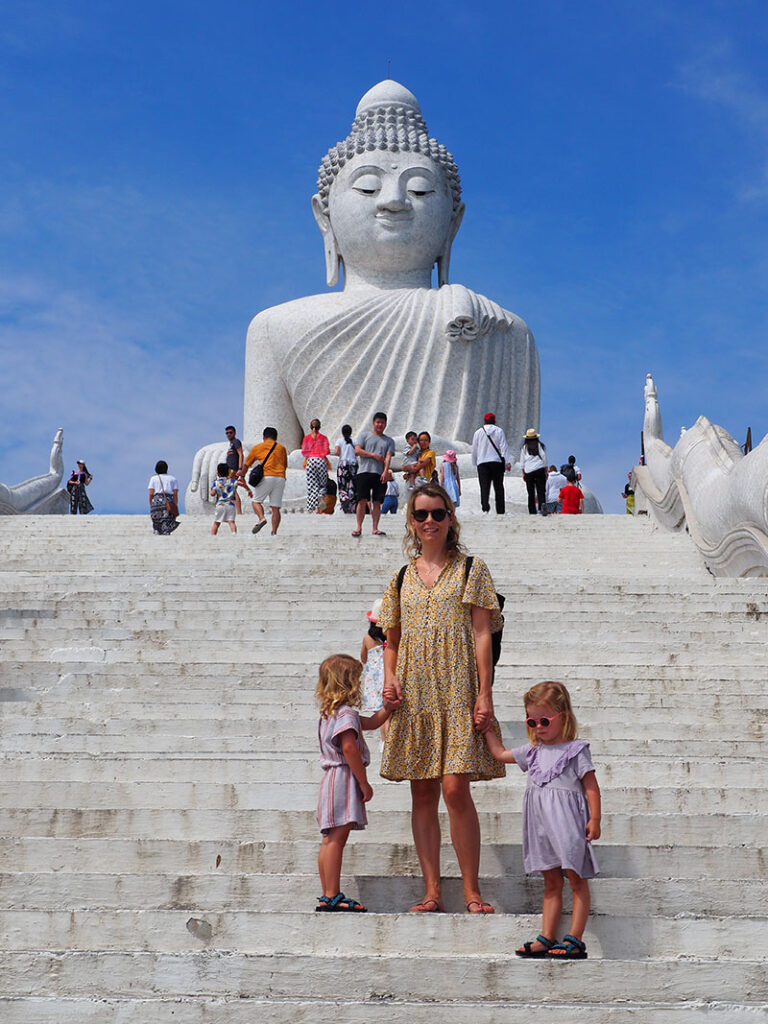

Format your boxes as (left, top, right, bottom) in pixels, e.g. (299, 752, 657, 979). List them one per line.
(524, 681, 578, 744)
(316, 653, 363, 719)
(403, 482, 465, 560)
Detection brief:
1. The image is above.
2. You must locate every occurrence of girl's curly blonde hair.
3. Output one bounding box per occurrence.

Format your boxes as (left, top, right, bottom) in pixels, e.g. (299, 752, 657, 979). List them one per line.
(524, 681, 578, 744)
(316, 653, 364, 719)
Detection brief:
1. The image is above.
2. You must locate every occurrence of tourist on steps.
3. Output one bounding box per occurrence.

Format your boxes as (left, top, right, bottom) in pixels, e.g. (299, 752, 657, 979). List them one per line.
(520, 428, 548, 515)
(333, 424, 358, 514)
(210, 462, 251, 535)
(482, 681, 601, 959)
(148, 461, 180, 535)
(315, 654, 392, 913)
(379, 483, 504, 914)
(67, 460, 94, 515)
(300, 418, 330, 514)
(353, 412, 395, 537)
(471, 413, 511, 515)
(242, 427, 288, 536)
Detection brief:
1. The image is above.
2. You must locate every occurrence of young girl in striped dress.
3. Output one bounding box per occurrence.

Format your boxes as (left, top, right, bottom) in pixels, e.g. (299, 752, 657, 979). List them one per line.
(315, 653, 391, 912)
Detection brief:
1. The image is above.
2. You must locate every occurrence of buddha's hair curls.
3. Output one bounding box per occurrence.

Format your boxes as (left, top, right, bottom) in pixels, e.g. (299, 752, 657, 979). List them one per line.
(316, 104, 462, 216)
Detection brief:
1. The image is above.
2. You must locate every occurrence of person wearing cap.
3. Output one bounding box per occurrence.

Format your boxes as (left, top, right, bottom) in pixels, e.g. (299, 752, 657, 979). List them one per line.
(520, 428, 548, 515)
(471, 414, 511, 515)
(440, 449, 461, 507)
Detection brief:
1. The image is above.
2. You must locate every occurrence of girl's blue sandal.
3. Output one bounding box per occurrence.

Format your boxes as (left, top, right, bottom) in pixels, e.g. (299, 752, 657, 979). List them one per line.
(315, 892, 367, 913)
(547, 934, 588, 959)
(516, 934, 556, 958)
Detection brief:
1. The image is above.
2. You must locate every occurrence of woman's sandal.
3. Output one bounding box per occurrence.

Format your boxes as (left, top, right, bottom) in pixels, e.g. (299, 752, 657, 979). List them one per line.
(547, 934, 588, 959)
(409, 898, 444, 913)
(315, 892, 367, 913)
(516, 934, 556, 958)
(351, 530, 362, 537)
(466, 900, 495, 914)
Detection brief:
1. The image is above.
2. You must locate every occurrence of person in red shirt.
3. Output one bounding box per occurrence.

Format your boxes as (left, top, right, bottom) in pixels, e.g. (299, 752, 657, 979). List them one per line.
(559, 482, 584, 515)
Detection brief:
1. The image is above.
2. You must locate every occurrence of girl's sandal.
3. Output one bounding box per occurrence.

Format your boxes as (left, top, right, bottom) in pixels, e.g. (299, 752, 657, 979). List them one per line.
(316, 891, 367, 913)
(547, 934, 588, 959)
(516, 934, 556, 958)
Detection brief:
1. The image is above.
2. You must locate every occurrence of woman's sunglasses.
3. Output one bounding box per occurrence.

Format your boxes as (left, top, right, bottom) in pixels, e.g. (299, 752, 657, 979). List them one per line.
(412, 507, 449, 523)
(525, 711, 562, 729)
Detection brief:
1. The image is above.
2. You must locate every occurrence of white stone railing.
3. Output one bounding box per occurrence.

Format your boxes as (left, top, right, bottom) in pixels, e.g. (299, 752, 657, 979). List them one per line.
(632, 374, 768, 577)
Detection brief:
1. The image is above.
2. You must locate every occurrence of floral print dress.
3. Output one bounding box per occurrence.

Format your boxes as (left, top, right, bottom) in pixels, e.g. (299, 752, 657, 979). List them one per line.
(378, 554, 505, 782)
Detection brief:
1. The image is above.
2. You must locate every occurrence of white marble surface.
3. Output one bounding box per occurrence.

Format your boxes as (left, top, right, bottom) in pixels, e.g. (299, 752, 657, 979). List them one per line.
(634, 373, 768, 576)
(0, 429, 68, 515)
(186, 80, 540, 512)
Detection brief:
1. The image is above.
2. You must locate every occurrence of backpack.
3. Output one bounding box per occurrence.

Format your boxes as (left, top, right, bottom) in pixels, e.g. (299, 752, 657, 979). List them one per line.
(396, 556, 505, 670)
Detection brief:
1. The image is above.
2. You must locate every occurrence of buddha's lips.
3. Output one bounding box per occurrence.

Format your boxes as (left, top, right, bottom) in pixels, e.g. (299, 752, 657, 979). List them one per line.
(375, 213, 413, 228)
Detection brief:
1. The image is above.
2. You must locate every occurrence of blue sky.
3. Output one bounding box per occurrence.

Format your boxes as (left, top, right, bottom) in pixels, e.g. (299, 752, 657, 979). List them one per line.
(1, 0, 767, 514)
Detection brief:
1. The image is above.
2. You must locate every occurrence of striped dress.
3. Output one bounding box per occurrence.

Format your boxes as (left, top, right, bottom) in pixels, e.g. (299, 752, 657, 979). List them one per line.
(316, 705, 370, 835)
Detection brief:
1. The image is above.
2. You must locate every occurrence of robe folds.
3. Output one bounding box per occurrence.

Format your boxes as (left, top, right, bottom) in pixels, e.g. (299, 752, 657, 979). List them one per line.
(263, 284, 539, 450)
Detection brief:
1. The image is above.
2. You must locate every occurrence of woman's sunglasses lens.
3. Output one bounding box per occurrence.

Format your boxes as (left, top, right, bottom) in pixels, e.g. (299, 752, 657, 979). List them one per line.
(413, 508, 448, 522)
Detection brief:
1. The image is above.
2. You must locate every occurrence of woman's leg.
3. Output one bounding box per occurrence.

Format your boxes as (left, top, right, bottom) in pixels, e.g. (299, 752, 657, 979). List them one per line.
(441, 774, 490, 910)
(318, 824, 353, 898)
(534, 469, 547, 511)
(525, 475, 537, 514)
(410, 778, 442, 909)
(564, 870, 591, 940)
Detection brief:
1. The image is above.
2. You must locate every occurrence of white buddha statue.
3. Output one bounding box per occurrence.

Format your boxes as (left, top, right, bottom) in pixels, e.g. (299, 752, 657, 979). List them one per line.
(189, 80, 540, 508)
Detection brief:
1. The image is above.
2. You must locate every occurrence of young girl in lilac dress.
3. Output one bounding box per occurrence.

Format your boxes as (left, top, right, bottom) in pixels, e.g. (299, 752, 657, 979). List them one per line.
(483, 680, 602, 959)
(315, 654, 391, 912)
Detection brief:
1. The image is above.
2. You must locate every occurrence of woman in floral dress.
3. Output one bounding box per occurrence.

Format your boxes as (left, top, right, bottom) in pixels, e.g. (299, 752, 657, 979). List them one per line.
(379, 482, 503, 914)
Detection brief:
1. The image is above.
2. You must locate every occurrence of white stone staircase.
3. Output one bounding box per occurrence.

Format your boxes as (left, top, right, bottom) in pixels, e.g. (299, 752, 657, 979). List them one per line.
(0, 513, 766, 1022)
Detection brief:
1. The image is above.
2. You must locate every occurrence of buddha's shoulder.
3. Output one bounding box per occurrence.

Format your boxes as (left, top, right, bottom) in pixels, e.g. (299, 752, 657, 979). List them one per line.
(247, 292, 350, 336)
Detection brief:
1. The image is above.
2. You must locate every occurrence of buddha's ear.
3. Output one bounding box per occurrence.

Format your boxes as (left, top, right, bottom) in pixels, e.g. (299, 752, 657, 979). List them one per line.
(436, 202, 465, 287)
(312, 194, 340, 287)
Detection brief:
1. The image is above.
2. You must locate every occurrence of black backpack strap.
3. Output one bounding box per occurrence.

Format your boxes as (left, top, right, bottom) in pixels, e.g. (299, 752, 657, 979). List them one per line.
(396, 564, 408, 592)
(464, 555, 474, 582)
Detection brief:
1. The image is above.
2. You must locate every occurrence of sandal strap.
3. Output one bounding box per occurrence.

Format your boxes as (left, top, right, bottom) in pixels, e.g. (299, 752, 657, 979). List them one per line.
(562, 934, 586, 951)
(536, 934, 556, 949)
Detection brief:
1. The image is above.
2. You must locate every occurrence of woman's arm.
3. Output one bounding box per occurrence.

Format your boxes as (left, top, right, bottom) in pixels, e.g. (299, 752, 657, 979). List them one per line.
(172, 489, 179, 503)
(471, 605, 494, 730)
(148, 489, 155, 508)
(582, 771, 602, 840)
(339, 730, 373, 802)
(360, 633, 374, 663)
(382, 627, 403, 707)
(333, 444, 341, 457)
(439, 464, 445, 484)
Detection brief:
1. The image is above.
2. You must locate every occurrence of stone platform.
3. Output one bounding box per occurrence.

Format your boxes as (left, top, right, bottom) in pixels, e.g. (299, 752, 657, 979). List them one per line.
(0, 513, 766, 1020)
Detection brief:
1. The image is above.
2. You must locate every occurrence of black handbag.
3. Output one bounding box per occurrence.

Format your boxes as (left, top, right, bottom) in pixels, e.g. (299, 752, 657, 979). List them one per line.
(248, 442, 277, 487)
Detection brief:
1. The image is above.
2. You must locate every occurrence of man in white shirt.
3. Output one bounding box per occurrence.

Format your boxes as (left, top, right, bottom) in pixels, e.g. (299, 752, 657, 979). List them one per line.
(471, 412, 511, 514)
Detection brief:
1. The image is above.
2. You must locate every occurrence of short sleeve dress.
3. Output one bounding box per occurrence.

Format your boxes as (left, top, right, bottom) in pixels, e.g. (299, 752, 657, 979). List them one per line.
(317, 705, 370, 835)
(510, 740, 599, 878)
(378, 554, 505, 781)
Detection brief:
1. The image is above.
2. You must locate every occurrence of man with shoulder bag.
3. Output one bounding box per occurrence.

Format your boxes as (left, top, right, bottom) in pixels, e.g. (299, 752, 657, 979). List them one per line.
(471, 412, 511, 515)
(241, 427, 288, 536)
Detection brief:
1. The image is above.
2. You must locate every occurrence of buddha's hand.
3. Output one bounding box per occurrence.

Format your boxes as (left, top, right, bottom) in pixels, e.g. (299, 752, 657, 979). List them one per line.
(189, 442, 230, 498)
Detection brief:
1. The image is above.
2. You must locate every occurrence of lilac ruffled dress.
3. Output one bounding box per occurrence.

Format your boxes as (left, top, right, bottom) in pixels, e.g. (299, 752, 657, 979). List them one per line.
(511, 740, 599, 879)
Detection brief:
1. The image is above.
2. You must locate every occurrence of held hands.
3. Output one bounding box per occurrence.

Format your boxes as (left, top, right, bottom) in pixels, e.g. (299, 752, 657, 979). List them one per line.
(473, 692, 493, 732)
(586, 818, 601, 842)
(382, 677, 403, 709)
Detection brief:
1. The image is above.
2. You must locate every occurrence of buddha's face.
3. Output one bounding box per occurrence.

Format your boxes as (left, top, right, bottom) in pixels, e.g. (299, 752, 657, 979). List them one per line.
(328, 152, 455, 276)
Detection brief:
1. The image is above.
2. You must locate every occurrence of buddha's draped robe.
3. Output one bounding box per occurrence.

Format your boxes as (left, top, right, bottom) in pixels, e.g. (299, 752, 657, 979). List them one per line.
(282, 284, 539, 448)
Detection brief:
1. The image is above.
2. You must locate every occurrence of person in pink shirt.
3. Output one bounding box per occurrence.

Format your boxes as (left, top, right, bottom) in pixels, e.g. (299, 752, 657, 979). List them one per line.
(301, 418, 331, 513)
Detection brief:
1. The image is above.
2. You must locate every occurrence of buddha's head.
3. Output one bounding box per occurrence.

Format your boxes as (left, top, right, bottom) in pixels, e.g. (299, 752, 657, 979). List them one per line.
(313, 80, 465, 288)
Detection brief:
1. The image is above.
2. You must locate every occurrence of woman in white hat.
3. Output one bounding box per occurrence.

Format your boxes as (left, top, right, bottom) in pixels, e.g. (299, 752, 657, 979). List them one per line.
(520, 428, 548, 515)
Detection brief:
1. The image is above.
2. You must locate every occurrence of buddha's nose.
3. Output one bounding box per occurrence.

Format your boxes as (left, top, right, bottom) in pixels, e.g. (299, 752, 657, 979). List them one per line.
(376, 184, 410, 212)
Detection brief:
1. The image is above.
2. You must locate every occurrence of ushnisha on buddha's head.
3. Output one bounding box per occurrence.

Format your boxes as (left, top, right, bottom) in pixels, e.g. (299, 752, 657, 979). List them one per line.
(312, 80, 465, 290)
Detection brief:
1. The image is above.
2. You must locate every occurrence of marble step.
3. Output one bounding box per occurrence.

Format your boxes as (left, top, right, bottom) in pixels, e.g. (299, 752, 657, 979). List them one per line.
(0, 949, 765, 1004)
(0, 754, 760, 788)
(0, 871, 764, 918)
(0, 779, 763, 816)
(2, 997, 763, 1024)
(0, 808, 762, 846)
(2, 838, 764, 879)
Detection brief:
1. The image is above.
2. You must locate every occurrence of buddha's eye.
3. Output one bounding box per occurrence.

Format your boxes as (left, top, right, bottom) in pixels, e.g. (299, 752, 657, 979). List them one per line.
(352, 174, 381, 196)
(407, 177, 435, 198)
